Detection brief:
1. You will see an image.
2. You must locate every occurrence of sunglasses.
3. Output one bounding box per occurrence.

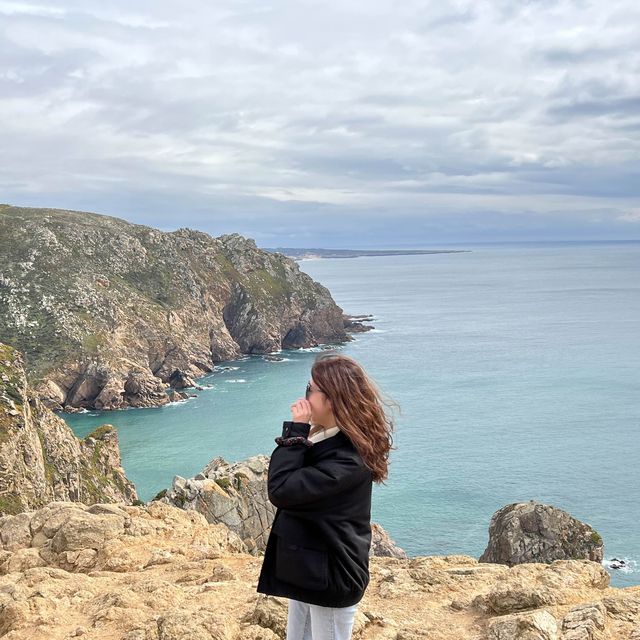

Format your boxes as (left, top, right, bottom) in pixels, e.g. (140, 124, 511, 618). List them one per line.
(305, 381, 324, 399)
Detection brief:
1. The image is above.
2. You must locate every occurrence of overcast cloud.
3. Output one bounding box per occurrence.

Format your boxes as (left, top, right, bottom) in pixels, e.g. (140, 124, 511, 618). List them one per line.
(1, 0, 639, 246)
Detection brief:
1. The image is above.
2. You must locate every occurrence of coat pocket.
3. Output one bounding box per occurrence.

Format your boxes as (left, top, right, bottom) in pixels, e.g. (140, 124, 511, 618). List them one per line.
(275, 535, 329, 591)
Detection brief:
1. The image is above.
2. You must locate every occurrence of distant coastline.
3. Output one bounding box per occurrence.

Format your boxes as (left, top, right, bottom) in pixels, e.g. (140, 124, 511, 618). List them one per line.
(263, 247, 472, 260)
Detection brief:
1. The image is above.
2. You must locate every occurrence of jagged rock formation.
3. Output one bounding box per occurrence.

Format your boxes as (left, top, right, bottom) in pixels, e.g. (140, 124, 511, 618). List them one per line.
(155, 455, 273, 554)
(370, 522, 407, 558)
(480, 501, 604, 566)
(0, 500, 638, 639)
(0, 204, 366, 411)
(154, 455, 406, 558)
(0, 342, 137, 515)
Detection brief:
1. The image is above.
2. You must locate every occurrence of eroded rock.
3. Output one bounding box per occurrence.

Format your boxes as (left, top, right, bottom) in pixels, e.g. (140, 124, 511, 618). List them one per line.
(0, 502, 637, 640)
(480, 501, 604, 566)
(0, 343, 138, 516)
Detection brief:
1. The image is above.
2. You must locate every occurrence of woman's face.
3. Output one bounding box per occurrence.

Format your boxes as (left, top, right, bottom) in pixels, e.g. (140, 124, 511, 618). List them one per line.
(307, 376, 332, 423)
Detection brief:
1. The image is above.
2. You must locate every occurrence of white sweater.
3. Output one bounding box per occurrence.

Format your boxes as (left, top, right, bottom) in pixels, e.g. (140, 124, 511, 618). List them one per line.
(308, 424, 341, 443)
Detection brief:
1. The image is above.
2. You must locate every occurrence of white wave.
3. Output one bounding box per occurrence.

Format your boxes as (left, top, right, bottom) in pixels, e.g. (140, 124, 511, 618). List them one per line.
(603, 556, 637, 573)
(225, 379, 247, 383)
(164, 399, 190, 407)
(298, 345, 345, 352)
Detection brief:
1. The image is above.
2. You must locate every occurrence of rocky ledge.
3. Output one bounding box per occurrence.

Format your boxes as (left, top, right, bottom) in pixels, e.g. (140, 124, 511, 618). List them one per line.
(0, 500, 638, 640)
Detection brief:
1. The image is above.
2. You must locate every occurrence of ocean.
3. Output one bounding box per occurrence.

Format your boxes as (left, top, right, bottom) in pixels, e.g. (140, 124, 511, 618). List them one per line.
(62, 240, 640, 587)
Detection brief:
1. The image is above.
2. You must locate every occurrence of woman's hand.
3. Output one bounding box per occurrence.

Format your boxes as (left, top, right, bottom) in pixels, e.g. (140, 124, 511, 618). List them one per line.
(290, 398, 313, 423)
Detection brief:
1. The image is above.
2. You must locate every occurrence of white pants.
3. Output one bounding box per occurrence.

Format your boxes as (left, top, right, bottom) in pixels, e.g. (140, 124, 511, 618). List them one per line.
(286, 597, 358, 640)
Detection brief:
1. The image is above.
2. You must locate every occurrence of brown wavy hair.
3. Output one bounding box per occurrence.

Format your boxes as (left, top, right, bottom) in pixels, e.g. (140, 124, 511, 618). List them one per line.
(310, 352, 400, 485)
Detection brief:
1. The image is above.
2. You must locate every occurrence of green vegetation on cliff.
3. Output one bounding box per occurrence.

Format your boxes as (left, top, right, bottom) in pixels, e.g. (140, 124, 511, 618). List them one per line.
(0, 204, 349, 410)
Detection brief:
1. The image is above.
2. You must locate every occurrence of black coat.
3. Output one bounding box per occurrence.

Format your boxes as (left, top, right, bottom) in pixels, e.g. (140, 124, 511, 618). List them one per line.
(256, 420, 373, 607)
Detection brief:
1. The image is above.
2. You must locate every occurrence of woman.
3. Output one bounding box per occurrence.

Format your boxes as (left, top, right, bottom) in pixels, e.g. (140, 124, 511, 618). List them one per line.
(256, 353, 397, 640)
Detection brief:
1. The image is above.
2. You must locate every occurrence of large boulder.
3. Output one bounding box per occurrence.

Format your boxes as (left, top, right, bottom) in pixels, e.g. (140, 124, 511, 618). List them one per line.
(480, 501, 604, 566)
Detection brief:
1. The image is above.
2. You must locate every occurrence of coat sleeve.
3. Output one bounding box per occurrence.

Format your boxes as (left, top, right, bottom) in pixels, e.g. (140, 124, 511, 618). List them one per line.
(267, 421, 368, 510)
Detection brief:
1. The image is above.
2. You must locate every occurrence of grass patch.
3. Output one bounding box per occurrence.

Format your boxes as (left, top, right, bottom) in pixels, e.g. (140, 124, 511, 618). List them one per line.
(0, 492, 23, 515)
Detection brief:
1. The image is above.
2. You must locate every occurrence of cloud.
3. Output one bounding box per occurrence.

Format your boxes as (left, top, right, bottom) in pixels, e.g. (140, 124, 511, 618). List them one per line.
(0, 0, 639, 244)
(617, 208, 640, 223)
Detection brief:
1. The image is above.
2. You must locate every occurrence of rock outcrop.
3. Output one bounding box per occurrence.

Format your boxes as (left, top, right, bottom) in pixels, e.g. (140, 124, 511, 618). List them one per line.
(0, 204, 363, 411)
(480, 501, 604, 566)
(0, 500, 638, 639)
(155, 455, 273, 554)
(154, 455, 406, 558)
(0, 342, 138, 515)
(370, 522, 408, 558)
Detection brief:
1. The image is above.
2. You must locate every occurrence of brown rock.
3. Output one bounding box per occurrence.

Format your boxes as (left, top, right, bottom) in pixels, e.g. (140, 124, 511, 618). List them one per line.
(0, 502, 637, 640)
(561, 601, 606, 640)
(473, 560, 610, 615)
(479, 501, 604, 566)
(487, 609, 559, 640)
(371, 522, 407, 558)
(0, 343, 138, 516)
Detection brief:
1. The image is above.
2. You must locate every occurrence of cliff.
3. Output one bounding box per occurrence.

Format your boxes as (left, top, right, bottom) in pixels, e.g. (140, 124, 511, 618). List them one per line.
(0, 342, 138, 515)
(0, 204, 361, 411)
(0, 500, 638, 639)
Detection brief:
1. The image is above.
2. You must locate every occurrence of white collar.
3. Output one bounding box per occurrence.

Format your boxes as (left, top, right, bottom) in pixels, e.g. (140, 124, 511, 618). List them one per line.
(308, 425, 341, 443)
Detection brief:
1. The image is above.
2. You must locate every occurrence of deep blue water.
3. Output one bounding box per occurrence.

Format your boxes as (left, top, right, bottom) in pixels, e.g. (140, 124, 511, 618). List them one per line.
(62, 240, 640, 587)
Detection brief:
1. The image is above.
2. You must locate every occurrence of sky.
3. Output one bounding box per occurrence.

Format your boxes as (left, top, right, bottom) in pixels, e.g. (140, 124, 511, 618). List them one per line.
(1, 0, 639, 248)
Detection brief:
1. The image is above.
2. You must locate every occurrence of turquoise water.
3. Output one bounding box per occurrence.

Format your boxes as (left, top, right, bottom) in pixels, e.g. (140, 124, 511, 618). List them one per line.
(62, 241, 640, 587)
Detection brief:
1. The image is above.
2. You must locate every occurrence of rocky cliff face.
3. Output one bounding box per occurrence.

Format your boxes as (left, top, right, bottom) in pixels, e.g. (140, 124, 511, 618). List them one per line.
(0, 500, 638, 640)
(0, 342, 137, 515)
(0, 204, 359, 411)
